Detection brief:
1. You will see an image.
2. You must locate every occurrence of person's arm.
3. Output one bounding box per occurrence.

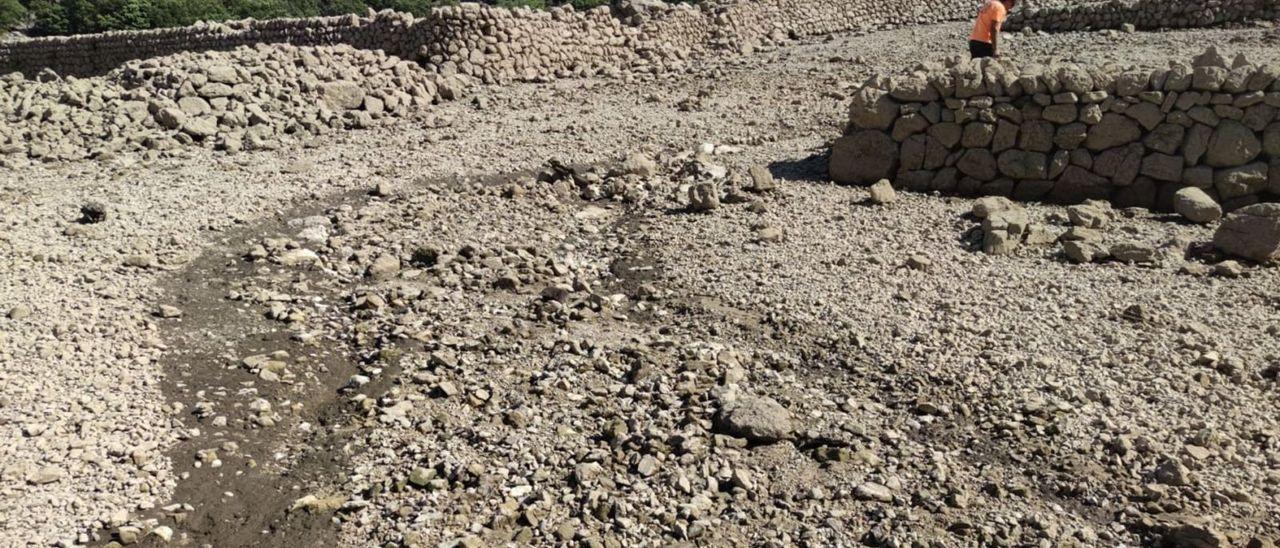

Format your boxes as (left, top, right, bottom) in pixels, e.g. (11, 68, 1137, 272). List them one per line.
(990, 20, 1001, 57)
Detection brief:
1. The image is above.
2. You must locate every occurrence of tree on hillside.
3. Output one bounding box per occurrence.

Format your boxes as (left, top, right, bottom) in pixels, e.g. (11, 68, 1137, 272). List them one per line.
(148, 0, 230, 27)
(25, 0, 67, 34)
(0, 0, 27, 31)
(6, 0, 686, 36)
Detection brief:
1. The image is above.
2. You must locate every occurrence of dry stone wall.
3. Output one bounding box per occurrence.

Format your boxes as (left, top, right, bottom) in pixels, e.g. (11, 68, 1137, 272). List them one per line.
(0, 0, 986, 80)
(1007, 0, 1279, 32)
(829, 48, 1280, 213)
(2, 0, 1275, 79)
(0, 12, 428, 77)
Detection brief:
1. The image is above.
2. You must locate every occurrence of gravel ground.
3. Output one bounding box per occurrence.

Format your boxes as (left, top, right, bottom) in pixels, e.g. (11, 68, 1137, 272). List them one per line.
(1, 20, 1278, 547)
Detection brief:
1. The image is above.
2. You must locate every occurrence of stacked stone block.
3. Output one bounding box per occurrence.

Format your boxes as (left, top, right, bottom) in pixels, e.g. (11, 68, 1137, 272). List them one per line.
(830, 48, 1280, 213)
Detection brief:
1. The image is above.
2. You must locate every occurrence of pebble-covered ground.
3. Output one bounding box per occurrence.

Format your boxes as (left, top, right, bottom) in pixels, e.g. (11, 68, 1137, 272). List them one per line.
(0, 20, 1278, 547)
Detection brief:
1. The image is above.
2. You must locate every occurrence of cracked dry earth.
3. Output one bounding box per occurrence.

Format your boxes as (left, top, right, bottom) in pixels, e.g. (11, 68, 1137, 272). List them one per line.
(3, 20, 1280, 548)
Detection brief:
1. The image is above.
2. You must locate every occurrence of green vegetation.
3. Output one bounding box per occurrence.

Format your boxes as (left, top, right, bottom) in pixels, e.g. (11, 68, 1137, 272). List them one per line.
(2, 0, 618, 36)
(0, 0, 27, 30)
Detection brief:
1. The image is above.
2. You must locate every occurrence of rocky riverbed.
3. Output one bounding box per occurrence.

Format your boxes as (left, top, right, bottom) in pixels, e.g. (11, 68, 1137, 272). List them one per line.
(1, 19, 1279, 548)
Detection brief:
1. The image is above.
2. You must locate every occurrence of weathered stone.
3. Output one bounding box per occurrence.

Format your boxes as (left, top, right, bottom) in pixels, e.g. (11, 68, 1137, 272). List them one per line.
(889, 75, 938, 102)
(868, 179, 897, 204)
(1174, 187, 1222, 223)
(1042, 104, 1077, 124)
(1141, 153, 1184, 182)
(368, 254, 401, 279)
(1053, 123, 1088, 150)
(1115, 71, 1150, 96)
(1068, 203, 1109, 228)
(992, 120, 1018, 152)
(688, 183, 720, 211)
(900, 135, 927, 171)
(971, 196, 1018, 219)
(927, 122, 962, 148)
(155, 107, 186, 130)
(961, 122, 994, 148)
(1111, 243, 1157, 263)
(715, 396, 794, 443)
(618, 153, 658, 178)
(891, 113, 929, 141)
(1205, 120, 1261, 167)
(1094, 143, 1143, 186)
(830, 131, 897, 184)
(1019, 120, 1055, 152)
(1183, 166, 1214, 188)
(1212, 203, 1280, 262)
(957, 149, 998, 181)
(1125, 101, 1163, 130)
(997, 150, 1047, 180)
(1085, 114, 1141, 151)
(177, 96, 211, 116)
(747, 165, 776, 192)
(205, 64, 239, 84)
(1143, 123, 1185, 155)
(321, 81, 365, 110)
(1215, 162, 1269, 199)
(1062, 240, 1109, 263)
(1183, 124, 1213, 165)
(847, 86, 898, 130)
(1158, 523, 1229, 548)
(182, 117, 218, 139)
(854, 482, 894, 502)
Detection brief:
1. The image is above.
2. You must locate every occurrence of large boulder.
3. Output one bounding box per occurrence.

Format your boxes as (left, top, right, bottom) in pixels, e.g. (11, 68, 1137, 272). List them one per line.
(957, 149, 998, 181)
(205, 65, 240, 84)
(1085, 114, 1141, 151)
(714, 395, 794, 444)
(1173, 187, 1222, 224)
(1215, 162, 1269, 199)
(1212, 203, 1280, 263)
(1205, 120, 1261, 167)
(321, 81, 366, 111)
(154, 107, 186, 130)
(847, 87, 898, 131)
(830, 130, 898, 184)
(997, 150, 1047, 180)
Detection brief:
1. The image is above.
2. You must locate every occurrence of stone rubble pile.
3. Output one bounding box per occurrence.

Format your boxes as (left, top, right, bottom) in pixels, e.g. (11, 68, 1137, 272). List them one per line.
(0, 43, 452, 161)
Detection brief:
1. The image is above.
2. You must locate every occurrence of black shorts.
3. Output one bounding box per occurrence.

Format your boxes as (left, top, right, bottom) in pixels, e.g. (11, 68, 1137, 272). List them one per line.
(969, 40, 994, 59)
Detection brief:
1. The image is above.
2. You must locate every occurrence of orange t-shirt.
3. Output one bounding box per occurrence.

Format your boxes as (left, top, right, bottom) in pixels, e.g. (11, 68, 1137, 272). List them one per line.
(970, 0, 1007, 44)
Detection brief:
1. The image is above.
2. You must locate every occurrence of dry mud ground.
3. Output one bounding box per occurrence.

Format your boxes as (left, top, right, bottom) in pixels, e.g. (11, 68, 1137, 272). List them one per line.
(2, 21, 1280, 547)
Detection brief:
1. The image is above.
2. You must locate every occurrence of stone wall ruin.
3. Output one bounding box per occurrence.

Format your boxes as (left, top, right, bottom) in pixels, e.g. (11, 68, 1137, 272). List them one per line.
(829, 47, 1280, 214)
(10, 0, 1272, 81)
(0, 0, 995, 80)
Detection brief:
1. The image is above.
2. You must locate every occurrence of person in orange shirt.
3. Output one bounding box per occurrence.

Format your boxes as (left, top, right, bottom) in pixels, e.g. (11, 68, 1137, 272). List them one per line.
(970, 0, 1016, 59)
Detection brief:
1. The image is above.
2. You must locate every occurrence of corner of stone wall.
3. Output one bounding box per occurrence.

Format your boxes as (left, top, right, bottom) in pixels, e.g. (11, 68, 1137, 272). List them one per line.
(830, 48, 1280, 213)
